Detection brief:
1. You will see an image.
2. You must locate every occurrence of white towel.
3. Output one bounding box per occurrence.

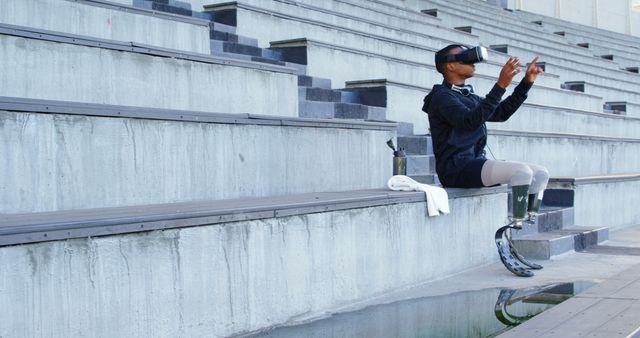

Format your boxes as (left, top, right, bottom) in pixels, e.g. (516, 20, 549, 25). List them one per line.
(387, 175, 450, 216)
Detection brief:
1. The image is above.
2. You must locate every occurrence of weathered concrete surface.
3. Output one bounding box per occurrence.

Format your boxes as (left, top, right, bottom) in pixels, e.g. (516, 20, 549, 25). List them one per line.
(0, 0, 210, 54)
(0, 35, 298, 117)
(571, 180, 640, 230)
(0, 193, 507, 337)
(289, 40, 601, 111)
(487, 133, 640, 177)
(352, 80, 638, 137)
(0, 111, 392, 213)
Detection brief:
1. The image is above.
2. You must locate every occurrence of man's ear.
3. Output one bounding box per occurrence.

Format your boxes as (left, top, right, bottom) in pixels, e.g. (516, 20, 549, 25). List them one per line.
(446, 62, 455, 73)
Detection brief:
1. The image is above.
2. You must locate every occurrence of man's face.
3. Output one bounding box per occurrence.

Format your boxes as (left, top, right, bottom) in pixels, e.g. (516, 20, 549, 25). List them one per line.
(446, 47, 476, 78)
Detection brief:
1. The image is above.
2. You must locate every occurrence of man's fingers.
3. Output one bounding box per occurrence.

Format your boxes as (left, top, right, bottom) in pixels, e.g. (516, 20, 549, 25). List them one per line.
(530, 56, 540, 66)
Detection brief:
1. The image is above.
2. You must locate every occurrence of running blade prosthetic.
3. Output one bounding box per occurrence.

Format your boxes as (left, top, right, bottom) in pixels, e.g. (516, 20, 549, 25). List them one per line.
(505, 227, 543, 270)
(495, 224, 534, 277)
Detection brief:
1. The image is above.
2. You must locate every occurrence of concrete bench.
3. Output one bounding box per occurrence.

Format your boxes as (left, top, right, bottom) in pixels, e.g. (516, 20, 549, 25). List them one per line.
(421, 7, 597, 58)
(0, 185, 508, 337)
(0, 24, 298, 117)
(345, 79, 640, 138)
(490, 44, 624, 81)
(525, 14, 640, 48)
(204, 1, 479, 52)
(563, 81, 640, 113)
(569, 39, 640, 62)
(538, 62, 640, 94)
(487, 131, 640, 176)
(447, 25, 619, 71)
(207, 0, 475, 46)
(0, 97, 395, 213)
(543, 173, 640, 230)
(0, 0, 211, 54)
(270, 39, 603, 113)
(419, 0, 554, 38)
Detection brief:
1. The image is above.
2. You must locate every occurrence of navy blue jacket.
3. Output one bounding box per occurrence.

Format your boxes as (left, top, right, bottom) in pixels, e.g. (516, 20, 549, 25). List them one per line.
(422, 80, 532, 187)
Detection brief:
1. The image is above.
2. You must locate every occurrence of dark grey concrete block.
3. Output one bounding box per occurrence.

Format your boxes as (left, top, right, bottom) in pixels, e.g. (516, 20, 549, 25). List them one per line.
(297, 76, 331, 89)
(366, 106, 387, 121)
(410, 175, 437, 184)
(334, 103, 369, 119)
(406, 155, 435, 176)
(543, 189, 575, 207)
(397, 135, 432, 155)
(396, 122, 414, 135)
(304, 88, 342, 102)
(250, 56, 286, 66)
(513, 232, 576, 260)
(222, 42, 262, 57)
(421, 9, 438, 17)
(298, 101, 335, 119)
(563, 81, 585, 92)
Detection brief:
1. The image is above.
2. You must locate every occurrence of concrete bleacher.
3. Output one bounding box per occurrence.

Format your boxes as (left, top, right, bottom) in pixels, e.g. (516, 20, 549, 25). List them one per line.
(2, 0, 640, 336)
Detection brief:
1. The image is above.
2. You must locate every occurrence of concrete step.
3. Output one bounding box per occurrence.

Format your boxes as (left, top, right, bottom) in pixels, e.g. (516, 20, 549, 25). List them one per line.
(555, 31, 640, 56)
(406, 155, 436, 176)
(425, 6, 600, 59)
(397, 135, 432, 155)
(298, 87, 342, 102)
(0, 97, 395, 213)
(210, 50, 288, 66)
(511, 206, 574, 238)
(345, 79, 640, 139)
(512, 226, 609, 260)
(490, 44, 620, 77)
(0, 24, 299, 117)
(543, 174, 640, 230)
(537, 62, 640, 94)
(204, 0, 479, 50)
(410, 174, 439, 185)
(285, 0, 483, 46)
(271, 40, 603, 113)
(487, 130, 640, 177)
(210, 40, 263, 57)
(570, 41, 640, 65)
(604, 101, 640, 118)
(298, 101, 387, 121)
(297, 75, 332, 89)
(210, 30, 259, 47)
(0, 0, 211, 54)
(419, 0, 554, 38)
(527, 16, 640, 51)
(563, 81, 640, 111)
(205, 2, 559, 89)
(0, 185, 509, 337)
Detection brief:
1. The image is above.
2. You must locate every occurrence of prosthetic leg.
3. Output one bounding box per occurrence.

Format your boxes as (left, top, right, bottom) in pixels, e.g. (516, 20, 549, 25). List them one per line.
(527, 193, 542, 223)
(494, 185, 543, 277)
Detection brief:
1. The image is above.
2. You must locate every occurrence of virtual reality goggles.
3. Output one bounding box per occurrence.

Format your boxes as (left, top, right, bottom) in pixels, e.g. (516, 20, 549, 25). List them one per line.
(436, 46, 489, 65)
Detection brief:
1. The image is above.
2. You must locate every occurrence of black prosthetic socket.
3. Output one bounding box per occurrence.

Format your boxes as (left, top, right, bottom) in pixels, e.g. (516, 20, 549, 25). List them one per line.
(527, 193, 541, 214)
(511, 185, 530, 222)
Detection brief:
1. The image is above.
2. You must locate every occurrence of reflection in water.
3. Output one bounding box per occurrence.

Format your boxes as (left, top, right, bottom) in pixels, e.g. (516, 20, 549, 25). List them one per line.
(248, 281, 593, 338)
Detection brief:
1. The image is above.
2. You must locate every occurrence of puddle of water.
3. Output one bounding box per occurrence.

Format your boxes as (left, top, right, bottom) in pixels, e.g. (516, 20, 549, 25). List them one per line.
(247, 281, 594, 338)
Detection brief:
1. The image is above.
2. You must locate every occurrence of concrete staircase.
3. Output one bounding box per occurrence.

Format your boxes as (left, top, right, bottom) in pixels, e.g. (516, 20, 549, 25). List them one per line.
(1, 0, 640, 337)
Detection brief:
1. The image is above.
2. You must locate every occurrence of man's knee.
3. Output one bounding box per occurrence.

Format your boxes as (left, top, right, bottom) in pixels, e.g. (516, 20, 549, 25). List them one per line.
(511, 163, 533, 186)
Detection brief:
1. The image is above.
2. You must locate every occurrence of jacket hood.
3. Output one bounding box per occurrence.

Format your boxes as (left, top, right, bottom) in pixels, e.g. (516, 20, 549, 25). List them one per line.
(422, 84, 445, 114)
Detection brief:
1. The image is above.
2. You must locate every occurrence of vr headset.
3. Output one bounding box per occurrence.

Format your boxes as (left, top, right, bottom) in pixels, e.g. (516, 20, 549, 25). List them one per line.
(436, 46, 489, 64)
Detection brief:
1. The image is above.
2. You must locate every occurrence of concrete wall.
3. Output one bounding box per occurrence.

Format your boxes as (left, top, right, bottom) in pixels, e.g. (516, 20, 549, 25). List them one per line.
(488, 133, 640, 177)
(0, 0, 210, 54)
(515, 0, 639, 36)
(573, 180, 640, 229)
(0, 193, 507, 337)
(0, 111, 393, 213)
(0, 35, 298, 117)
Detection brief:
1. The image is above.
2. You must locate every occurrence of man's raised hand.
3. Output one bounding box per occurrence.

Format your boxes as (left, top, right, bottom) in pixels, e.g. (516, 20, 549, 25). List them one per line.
(497, 57, 521, 89)
(524, 56, 543, 84)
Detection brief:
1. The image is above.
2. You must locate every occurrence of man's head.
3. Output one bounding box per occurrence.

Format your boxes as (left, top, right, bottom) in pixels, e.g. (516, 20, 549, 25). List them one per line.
(435, 44, 486, 82)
